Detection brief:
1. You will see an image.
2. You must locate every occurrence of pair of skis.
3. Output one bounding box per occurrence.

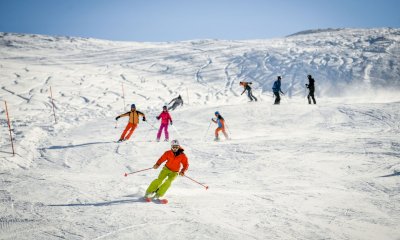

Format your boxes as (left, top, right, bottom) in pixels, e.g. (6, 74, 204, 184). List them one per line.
(144, 197, 168, 204)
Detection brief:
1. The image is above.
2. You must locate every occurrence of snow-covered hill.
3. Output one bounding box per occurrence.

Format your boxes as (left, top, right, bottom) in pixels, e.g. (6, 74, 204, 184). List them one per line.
(0, 29, 399, 239)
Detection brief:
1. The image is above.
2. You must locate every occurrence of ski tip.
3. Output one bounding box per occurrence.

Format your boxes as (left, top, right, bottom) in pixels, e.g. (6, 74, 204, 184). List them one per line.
(124, 173, 128, 177)
(159, 199, 168, 204)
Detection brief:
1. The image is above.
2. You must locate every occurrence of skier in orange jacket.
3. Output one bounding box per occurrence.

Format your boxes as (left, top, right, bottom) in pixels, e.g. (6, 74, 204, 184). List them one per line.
(144, 140, 189, 202)
(115, 104, 146, 142)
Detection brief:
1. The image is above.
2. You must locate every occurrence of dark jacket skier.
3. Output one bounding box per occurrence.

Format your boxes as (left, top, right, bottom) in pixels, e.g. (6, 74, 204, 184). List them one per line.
(306, 75, 316, 104)
(168, 95, 183, 111)
(272, 76, 284, 105)
(240, 81, 258, 102)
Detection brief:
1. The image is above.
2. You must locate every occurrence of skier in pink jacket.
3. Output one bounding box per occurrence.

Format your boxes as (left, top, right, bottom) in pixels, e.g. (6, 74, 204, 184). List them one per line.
(156, 106, 173, 142)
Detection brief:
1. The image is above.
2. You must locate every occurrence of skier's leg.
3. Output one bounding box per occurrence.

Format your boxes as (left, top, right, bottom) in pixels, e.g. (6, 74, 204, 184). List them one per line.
(247, 91, 253, 101)
(215, 128, 219, 138)
(251, 90, 258, 101)
(120, 123, 133, 140)
(311, 91, 316, 104)
(164, 124, 169, 140)
(156, 124, 164, 140)
(156, 170, 178, 197)
(145, 167, 169, 196)
(307, 93, 311, 104)
(125, 124, 137, 140)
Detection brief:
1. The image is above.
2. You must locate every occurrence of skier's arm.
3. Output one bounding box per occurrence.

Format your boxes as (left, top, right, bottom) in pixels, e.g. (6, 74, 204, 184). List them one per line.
(137, 111, 146, 121)
(168, 113, 173, 125)
(116, 112, 130, 120)
(155, 151, 169, 167)
(179, 155, 189, 176)
(241, 89, 246, 95)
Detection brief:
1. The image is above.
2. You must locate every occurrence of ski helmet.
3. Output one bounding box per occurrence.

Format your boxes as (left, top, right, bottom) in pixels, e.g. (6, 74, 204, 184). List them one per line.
(278, 76, 281, 80)
(171, 139, 180, 146)
(215, 111, 219, 115)
(163, 105, 167, 109)
(131, 104, 136, 108)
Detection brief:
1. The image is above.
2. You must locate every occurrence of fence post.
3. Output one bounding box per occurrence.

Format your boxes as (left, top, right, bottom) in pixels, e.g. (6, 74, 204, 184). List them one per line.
(4, 101, 15, 156)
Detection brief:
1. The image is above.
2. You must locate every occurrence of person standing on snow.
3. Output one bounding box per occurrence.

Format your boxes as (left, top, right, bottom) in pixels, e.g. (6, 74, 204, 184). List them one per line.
(212, 111, 229, 141)
(144, 140, 189, 203)
(306, 74, 317, 104)
(168, 95, 183, 111)
(156, 106, 173, 142)
(115, 104, 146, 142)
(272, 76, 284, 105)
(240, 81, 258, 102)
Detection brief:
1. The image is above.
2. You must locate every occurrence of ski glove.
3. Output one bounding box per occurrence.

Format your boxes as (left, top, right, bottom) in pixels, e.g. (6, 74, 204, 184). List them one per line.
(142, 117, 146, 121)
(179, 171, 185, 176)
(115, 116, 120, 121)
(156, 116, 160, 120)
(153, 164, 159, 169)
(170, 121, 173, 125)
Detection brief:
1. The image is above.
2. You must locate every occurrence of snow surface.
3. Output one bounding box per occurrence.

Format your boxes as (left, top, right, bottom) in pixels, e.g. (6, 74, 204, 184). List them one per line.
(0, 28, 399, 239)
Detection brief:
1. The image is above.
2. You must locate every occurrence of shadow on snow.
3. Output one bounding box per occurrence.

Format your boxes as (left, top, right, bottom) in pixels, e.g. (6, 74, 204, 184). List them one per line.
(44, 141, 114, 150)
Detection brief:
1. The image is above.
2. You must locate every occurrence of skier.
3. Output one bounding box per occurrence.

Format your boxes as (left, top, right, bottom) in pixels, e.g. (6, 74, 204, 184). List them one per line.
(115, 104, 146, 142)
(306, 74, 317, 104)
(240, 81, 258, 102)
(272, 76, 284, 105)
(144, 139, 189, 203)
(212, 111, 229, 141)
(156, 106, 173, 142)
(168, 95, 183, 111)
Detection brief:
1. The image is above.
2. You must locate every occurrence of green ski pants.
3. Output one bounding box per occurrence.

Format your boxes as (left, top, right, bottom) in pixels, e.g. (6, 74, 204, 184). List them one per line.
(145, 167, 178, 197)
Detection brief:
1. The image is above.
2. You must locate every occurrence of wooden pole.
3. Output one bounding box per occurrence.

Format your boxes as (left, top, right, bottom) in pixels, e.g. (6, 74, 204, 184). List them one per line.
(49, 86, 57, 124)
(4, 101, 15, 156)
(122, 83, 126, 111)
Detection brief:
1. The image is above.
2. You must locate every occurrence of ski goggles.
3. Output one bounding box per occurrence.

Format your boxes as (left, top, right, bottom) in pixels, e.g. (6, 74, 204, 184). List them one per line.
(171, 145, 179, 150)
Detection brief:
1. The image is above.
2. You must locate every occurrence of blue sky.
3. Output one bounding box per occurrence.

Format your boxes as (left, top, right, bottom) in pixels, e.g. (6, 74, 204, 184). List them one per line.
(0, 0, 399, 42)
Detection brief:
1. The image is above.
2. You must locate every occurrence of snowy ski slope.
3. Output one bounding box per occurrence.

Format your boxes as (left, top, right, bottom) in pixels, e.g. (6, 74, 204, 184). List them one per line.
(0, 28, 399, 239)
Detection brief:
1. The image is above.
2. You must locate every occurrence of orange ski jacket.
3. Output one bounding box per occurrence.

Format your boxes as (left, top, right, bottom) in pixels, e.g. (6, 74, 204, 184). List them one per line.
(118, 110, 145, 124)
(156, 148, 189, 173)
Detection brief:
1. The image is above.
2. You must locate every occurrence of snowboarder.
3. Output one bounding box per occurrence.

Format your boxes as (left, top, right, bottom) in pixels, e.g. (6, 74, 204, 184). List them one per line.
(212, 111, 229, 141)
(115, 104, 146, 142)
(144, 139, 189, 203)
(306, 75, 317, 104)
(272, 76, 284, 105)
(156, 106, 173, 142)
(168, 95, 183, 111)
(240, 81, 258, 102)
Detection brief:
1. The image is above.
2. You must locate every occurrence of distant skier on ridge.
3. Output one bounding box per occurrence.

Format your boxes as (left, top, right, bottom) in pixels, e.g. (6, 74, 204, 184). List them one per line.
(168, 95, 183, 111)
(115, 104, 146, 142)
(306, 74, 317, 104)
(240, 81, 258, 102)
(272, 76, 284, 105)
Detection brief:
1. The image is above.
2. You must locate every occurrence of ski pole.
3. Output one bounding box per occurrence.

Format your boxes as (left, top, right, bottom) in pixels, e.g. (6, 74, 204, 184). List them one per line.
(124, 167, 153, 177)
(115, 120, 118, 129)
(171, 124, 183, 140)
(145, 121, 158, 130)
(224, 121, 232, 136)
(202, 121, 212, 141)
(184, 175, 209, 190)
